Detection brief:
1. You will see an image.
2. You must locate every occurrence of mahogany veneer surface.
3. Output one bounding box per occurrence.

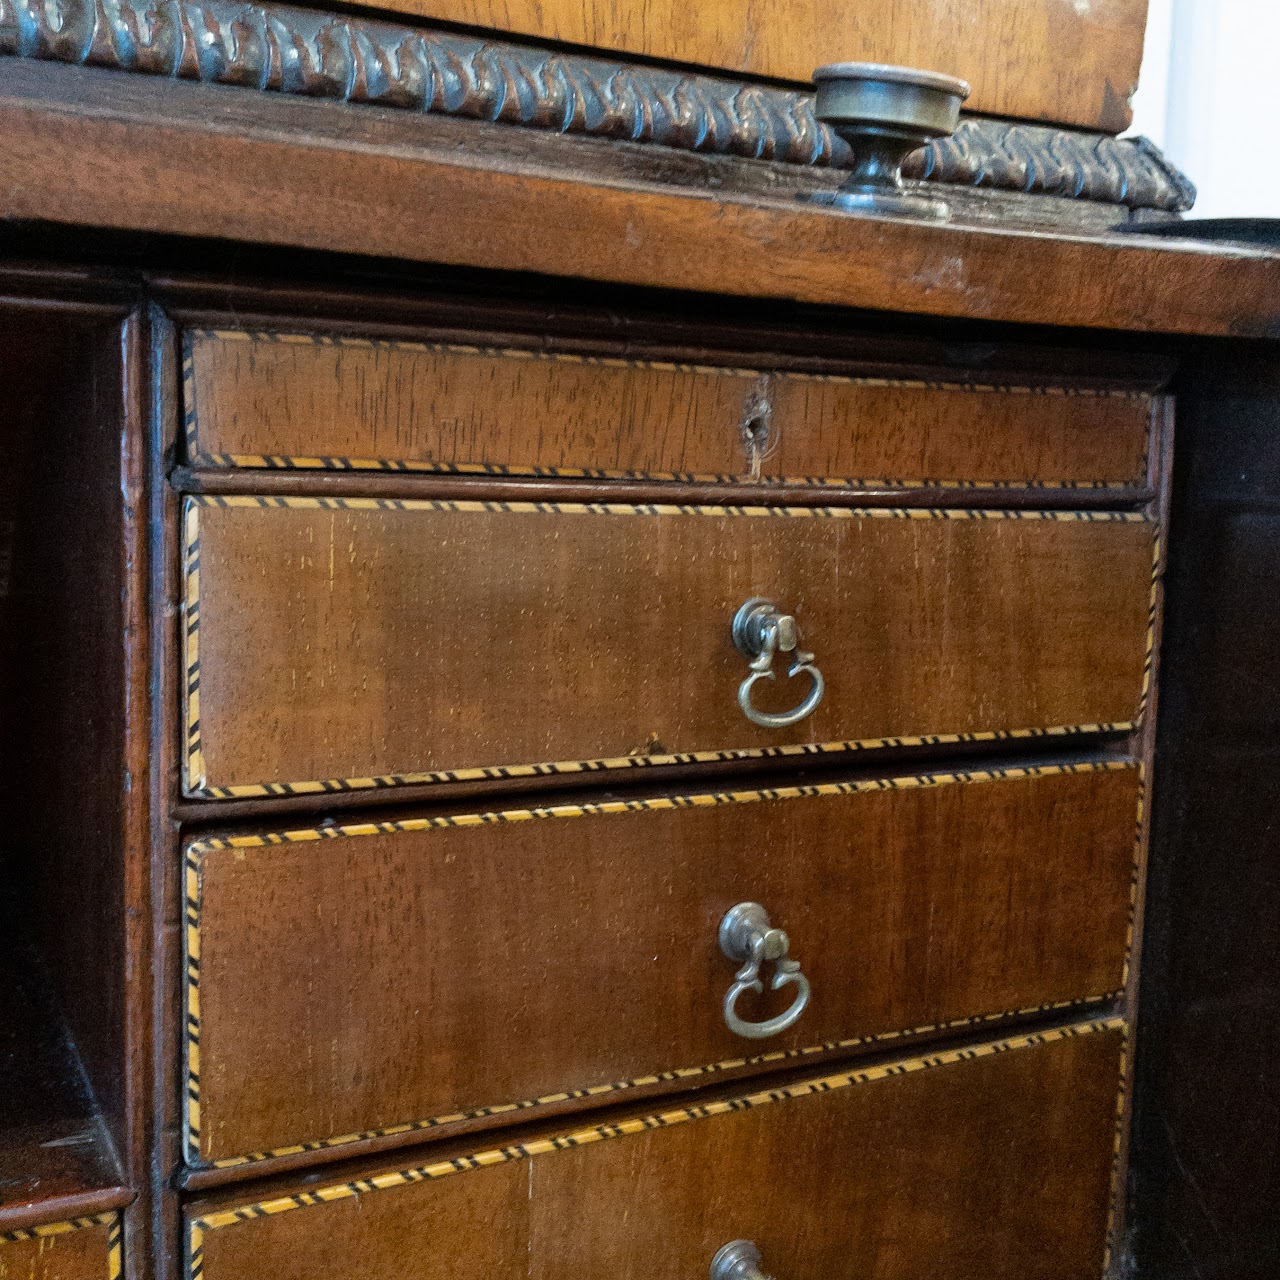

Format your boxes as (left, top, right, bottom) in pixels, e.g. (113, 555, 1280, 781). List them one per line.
(184, 329, 1154, 488)
(188, 1022, 1124, 1280)
(0, 1218, 118, 1280)
(185, 500, 1155, 796)
(187, 763, 1139, 1164)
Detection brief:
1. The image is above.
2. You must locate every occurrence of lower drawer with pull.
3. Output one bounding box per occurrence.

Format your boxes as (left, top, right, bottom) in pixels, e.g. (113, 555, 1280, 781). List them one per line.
(184, 761, 1139, 1168)
(186, 1018, 1125, 1280)
(0, 1214, 121, 1280)
(183, 496, 1155, 798)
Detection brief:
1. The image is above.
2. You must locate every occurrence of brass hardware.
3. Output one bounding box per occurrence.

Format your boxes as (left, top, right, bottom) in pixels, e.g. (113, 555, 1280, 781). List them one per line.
(732, 598, 824, 729)
(808, 61, 970, 220)
(719, 903, 811, 1040)
(711, 1240, 775, 1280)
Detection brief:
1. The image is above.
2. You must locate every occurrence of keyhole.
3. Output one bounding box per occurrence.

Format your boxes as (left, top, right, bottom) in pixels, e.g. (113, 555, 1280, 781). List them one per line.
(741, 403, 772, 479)
(743, 412, 770, 452)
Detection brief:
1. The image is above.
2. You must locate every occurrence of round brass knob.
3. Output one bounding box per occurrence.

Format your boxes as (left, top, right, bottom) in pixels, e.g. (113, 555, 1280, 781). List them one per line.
(809, 61, 970, 219)
(711, 1240, 775, 1280)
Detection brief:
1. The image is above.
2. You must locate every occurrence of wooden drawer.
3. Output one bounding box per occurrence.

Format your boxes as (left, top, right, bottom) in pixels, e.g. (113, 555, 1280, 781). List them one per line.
(182, 329, 1153, 489)
(185, 762, 1138, 1168)
(0, 1215, 121, 1280)
(186, 1019, 1124, 1280)
(183, 499, 1155, 798)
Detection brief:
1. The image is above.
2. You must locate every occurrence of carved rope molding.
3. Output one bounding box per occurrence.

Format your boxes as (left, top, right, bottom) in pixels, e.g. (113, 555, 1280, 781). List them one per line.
(0, 0, 1196, 212)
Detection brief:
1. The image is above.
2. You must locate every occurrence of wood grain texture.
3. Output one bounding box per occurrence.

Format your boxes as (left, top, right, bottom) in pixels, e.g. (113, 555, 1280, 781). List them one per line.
(765, 373, 1150, 486)
(188, 1022, 1124, 1280)
(0, 1217, 119, 1280)
(185, 499, 1155, 796)
(184, 329, 1153, 487)
(185, 332, 760, 478)
(3, 63, 1278, 340)
(187, 763, 1139, 1166)
(333, 0, 1146, 130)
(156, 273, 1181, 392)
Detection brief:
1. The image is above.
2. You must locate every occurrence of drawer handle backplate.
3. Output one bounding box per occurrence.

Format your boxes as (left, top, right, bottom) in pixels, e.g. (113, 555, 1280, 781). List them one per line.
(719, 902, 811, 1040)
(732, 598, 825, 729)
(711, 1240, 776, 1280)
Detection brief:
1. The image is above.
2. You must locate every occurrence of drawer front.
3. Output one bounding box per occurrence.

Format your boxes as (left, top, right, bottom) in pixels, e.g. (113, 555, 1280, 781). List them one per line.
(0, 1215, 121, 1280)
(183, 330, 1153, 488)
(188, 1020, 1124, 1280)
(183, 499, 1155, 797)
(185, 763, 1138, 1167)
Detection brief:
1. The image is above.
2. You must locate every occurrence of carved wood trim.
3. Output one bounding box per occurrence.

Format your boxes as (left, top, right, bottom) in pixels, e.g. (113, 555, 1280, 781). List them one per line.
(0, 0, 1195, 213)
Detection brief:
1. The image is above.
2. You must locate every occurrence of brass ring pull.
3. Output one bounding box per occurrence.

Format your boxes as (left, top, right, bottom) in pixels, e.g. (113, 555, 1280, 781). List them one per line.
(711, 1240, 776, 1280)
(732, 598, 825, 729)
(719, 903, 811, 1041)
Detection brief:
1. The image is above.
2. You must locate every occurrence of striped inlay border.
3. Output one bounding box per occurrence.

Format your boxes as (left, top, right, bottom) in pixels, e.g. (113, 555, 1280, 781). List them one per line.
(1138, 527, 1164, 724)
(183, 758, 1138, 1170)
(181, 497, 1155, 798)
(1103, 1023, 1133, 1275)
(1104, 762, 1154, 1269)
(182, 328, 1153, 488)
(1, 1212, 122, 1279)
(185, 1016, 1127, 1278)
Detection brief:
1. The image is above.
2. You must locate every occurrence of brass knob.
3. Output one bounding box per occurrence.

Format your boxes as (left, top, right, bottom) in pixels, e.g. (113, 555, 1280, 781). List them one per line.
(810, 61, 970, 219)
(711, 1240, 775, 1280)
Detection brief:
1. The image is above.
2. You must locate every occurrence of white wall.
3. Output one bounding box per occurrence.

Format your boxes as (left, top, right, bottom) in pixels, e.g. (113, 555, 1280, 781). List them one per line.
(1128, 0, 1280, 219)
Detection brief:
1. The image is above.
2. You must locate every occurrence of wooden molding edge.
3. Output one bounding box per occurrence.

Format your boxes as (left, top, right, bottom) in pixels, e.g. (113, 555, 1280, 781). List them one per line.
(0, 1192, 133, 1239)
(2, 62, 1276, 336)
(0, 0, 1194, 213)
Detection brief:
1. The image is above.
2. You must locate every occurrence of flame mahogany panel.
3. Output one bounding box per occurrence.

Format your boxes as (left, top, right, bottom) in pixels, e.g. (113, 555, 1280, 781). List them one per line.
(186, 501, 1154, 796)
(189, 764, 1138, 1164)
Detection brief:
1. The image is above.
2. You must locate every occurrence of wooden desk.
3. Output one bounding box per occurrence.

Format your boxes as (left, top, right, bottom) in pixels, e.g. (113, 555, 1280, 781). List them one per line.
(0, 4, 1276, 1278)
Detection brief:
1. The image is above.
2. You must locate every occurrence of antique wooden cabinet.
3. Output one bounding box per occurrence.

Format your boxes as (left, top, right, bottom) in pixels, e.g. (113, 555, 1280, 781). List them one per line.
(0, 1, 1276, 1279)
